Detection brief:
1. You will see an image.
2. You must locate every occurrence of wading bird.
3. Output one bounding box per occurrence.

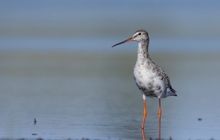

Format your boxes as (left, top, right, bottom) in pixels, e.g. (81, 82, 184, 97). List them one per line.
(112, 30, 177, 130)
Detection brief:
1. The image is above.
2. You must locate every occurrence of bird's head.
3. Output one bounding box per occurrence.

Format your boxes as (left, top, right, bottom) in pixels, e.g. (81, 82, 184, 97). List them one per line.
(112, 30, 149, 48)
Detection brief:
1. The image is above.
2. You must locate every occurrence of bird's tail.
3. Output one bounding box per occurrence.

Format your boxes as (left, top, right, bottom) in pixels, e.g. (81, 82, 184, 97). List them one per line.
(167, 86, 177, 97)
(161, 86, 177, 98)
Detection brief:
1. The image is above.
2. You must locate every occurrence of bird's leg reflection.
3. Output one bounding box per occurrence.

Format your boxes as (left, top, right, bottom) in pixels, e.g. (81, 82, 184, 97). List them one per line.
(141, 129, 146, 140)
(158, 99, 162, 140)
(158, 114, 161, 140)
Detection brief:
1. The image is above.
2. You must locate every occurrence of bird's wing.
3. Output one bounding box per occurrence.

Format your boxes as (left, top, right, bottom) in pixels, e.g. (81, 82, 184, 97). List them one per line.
(158, 67, 176, 94)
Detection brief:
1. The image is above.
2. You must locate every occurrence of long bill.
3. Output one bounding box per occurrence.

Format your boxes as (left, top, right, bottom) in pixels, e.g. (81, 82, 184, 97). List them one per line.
(112, 37, 134, 48)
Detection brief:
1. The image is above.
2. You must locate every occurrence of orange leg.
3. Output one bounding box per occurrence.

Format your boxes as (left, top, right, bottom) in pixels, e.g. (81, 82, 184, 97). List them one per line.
(142, 98, 147, 129)
(158, 98, 162, 117)
(158, 99, 162, 140)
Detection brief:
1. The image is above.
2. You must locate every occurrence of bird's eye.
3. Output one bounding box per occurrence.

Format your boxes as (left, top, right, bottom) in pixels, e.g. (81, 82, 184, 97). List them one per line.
(138, 33, 141, 35)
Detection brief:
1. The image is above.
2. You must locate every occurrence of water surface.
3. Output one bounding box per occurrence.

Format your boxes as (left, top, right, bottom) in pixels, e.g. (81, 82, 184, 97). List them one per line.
(0, 51, 220, 140)
(1, 1, 220, 139)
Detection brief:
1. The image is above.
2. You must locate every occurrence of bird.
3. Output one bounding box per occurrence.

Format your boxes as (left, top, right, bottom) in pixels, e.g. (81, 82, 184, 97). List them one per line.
(112, 29, 177, 130)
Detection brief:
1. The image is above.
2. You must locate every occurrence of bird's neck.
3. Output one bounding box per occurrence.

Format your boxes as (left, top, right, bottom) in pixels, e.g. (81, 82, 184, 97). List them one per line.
(137, 40, 150, 62)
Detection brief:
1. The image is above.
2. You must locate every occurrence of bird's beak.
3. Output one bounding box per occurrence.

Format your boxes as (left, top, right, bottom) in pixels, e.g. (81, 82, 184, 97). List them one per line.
(112, 37, 134, 48)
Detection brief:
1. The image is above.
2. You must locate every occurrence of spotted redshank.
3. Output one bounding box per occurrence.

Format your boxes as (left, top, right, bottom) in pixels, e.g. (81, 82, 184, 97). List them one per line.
(112, 29, 177, 130)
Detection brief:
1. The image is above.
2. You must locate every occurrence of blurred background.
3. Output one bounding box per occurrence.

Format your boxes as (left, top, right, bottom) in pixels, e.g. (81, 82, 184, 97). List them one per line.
(0, 0, 220, 140)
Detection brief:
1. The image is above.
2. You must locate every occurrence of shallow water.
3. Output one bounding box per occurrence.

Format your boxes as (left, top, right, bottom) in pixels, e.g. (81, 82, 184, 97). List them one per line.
(1, 0, 220, 139)
(0, 51, 220, 140)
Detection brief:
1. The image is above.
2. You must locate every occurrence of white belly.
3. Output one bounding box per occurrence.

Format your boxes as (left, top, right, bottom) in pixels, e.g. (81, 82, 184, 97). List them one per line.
(133, 63, 165, 98)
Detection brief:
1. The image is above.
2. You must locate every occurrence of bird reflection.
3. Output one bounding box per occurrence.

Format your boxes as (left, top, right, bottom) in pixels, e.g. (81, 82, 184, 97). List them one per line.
(142, 129, 146, 140)
(158, 115, 161, 140)
(141, 116, 161, 140)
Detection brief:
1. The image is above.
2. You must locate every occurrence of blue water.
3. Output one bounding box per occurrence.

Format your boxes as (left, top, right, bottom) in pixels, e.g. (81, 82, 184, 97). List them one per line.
(1, 38, 220, 53)
(1, 51, 220, 140)
(1, 0, 220, 39)
(1, 0, 220, 53)
(1, 1, 220, 139)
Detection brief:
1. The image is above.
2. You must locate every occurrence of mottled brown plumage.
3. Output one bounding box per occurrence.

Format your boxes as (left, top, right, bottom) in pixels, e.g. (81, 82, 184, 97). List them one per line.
(112, 29, 177, 130)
